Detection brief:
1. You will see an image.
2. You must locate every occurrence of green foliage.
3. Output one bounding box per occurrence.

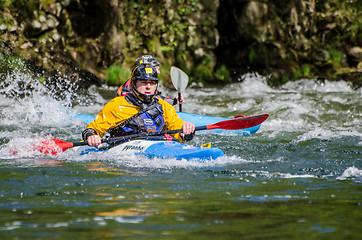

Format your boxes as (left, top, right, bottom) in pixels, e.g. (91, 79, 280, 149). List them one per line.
(146, 37, 160, 54)
(327, 48, 343, 63)
(215, 65, 232, 83)
(38, 75, 46, 84)
(281, 76, 289, 84)
(190, 62, 231, 84)
(315, 0, 361, 47)
(266, 74, 290, 87)
(104, 65, 130, 86)
(193, 64, 213, 83)
(266, 75, 281, 87)
(188, 55, 231, 84)
(4, 0, 37, 19)
(249, 49, 257, 62)
(293, 64, 311, 80)
(159, 62, 171, 85)
(189, 55, 213, 83)
(160, 46, 174, 52)
(0, 51, 27, 73)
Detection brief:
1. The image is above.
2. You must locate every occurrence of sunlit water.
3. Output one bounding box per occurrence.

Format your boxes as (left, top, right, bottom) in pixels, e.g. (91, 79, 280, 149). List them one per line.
(0, 68, 361, 239)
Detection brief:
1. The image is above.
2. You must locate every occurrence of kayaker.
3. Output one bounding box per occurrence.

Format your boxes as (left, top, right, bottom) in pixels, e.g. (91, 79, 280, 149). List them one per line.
(116, 54, 184, 105)
(83, 65, 195, 147)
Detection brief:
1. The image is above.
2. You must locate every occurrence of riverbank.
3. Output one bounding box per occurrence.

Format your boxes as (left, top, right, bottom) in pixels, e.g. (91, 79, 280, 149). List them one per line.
(0, 0, 361, 88)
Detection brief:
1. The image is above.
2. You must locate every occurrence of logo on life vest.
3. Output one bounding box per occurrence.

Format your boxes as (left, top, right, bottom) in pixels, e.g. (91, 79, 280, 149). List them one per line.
(144, 119, 153, 125)
(147, 126, 156, 132)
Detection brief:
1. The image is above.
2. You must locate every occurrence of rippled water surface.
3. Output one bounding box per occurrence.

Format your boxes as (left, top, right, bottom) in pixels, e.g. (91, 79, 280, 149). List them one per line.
(0, 70, 361, 239)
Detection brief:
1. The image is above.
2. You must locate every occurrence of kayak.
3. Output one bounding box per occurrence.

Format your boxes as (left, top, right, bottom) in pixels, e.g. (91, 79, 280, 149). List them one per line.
(71, 112, 262, 136)
(10, 113, 267, 159)
(67, 138, 224, 161)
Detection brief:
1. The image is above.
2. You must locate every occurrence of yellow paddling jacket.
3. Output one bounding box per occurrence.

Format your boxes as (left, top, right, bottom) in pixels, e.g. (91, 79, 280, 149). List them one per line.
(86, 95, 185, 142)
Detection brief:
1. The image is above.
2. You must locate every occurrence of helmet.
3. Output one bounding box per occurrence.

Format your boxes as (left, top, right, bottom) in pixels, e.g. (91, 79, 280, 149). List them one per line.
(134, 55, 160, 68)
(131, 65, 159, 104)
(132, 64, 158, 82)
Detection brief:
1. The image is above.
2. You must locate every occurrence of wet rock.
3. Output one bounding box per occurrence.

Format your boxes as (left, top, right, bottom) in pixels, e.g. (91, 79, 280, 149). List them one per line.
(347, 47, 362, 67)
(357, 62, 362, 72)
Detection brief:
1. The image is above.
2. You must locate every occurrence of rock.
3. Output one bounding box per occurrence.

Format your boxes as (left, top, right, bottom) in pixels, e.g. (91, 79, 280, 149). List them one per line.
(32, 20, 42, 29)
(347, 47, 362, 67)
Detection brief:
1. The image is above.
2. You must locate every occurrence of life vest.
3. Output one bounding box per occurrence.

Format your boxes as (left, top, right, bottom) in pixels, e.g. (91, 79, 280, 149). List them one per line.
(116, 79, 132, 97)
(107, 95, 165, 138)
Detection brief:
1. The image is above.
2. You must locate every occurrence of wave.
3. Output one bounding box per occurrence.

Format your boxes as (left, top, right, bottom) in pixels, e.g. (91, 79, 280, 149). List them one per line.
(337, 167, 362, 181)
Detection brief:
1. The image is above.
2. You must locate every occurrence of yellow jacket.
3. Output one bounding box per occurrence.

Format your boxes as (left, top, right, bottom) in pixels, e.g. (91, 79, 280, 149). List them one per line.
(86, 96, 185, 141)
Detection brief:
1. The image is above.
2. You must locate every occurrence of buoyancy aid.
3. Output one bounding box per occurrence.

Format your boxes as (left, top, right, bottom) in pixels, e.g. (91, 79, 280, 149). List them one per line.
(107, 94, 165, 138)
(116, 79, 132, 97)
(85, 94, 185, 142)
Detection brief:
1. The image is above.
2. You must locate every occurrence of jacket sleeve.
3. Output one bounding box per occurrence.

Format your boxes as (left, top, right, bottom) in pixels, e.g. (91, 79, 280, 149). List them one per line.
(160, 99, 186, 142)
(86, 97, 136, 137)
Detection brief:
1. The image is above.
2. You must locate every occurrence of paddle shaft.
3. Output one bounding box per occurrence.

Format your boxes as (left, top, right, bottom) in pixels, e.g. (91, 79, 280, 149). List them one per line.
(177, 70, 183, 112)
(178, 91, 182, 112)
(79, 114, 268, 146)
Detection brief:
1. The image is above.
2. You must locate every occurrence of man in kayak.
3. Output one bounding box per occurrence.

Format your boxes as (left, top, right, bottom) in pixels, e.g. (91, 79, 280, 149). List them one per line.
(83, 65, 195, 147)
(116, 54, 184, 105)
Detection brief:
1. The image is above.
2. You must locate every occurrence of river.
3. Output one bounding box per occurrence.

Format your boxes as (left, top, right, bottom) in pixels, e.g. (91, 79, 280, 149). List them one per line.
(0, 69, 361, 239)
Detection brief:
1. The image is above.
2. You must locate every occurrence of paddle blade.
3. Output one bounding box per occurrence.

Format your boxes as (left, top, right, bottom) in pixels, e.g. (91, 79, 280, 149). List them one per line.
(206, 113, 269, 130)
(34, 139, 74, 155)
(170, 66, 188, 91)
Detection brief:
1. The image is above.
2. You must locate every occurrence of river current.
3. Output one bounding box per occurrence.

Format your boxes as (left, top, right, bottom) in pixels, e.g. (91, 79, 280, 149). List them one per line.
(0, 69, 361, 239)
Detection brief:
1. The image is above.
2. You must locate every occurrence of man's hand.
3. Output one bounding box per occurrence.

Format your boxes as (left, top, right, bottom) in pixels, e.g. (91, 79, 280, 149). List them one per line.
(181, 122, 195, 135)
(87, 135, 103, 148)
(176, 94, 185, 104)
(181, 122, 195, 141)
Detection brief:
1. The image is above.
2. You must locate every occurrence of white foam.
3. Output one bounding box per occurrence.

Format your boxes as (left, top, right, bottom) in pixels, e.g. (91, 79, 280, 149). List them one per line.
(337, 167, 362, 180)
(0, 71, 83, 128)
(297, 127, 362, 142)
(59, 148, 260, 170)
(283, 79, 353, 93)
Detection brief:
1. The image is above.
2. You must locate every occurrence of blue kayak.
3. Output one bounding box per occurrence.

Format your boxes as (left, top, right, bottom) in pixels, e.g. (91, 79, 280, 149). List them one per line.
(71, 112, 261, 136)
(68, 139, 224, 161)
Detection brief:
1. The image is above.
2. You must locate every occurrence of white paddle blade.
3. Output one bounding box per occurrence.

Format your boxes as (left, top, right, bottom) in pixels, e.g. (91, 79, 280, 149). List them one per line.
(170, 66, 189, 91)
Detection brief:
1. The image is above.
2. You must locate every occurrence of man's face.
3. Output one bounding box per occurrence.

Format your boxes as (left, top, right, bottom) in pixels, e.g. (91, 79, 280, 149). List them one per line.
(136, 80, 157, 95)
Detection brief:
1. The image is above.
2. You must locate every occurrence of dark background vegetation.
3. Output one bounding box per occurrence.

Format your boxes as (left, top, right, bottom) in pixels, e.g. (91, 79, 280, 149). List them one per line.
(1, 0, 361, 89)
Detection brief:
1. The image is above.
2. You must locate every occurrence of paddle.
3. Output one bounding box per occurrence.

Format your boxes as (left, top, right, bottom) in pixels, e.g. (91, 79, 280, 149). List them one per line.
(32, 113, 269, 155)
(170, 66, 188, 112)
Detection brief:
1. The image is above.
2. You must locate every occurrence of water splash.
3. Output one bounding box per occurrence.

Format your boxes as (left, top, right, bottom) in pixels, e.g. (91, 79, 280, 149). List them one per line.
(337, 166, 362, 181)
(0, 67, 361, 183)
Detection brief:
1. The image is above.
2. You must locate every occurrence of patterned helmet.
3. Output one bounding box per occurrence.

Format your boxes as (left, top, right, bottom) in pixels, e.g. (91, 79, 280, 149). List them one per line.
(134, 55, 160, 68)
